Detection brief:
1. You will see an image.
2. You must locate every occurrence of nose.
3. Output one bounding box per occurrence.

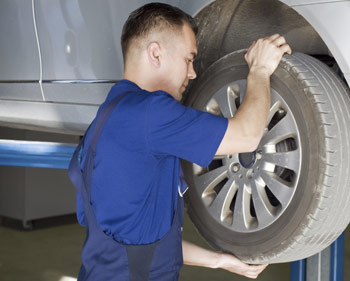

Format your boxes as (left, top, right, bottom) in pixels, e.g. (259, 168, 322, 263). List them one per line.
(188, 62, 197, 80)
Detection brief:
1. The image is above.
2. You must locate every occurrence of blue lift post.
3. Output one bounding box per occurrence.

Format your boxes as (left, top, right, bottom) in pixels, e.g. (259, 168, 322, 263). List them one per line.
(291, 259, 306, 281)
(0, 139, 346, 280)
(330, 232, 345, 281)
(290, 232, 345, 281)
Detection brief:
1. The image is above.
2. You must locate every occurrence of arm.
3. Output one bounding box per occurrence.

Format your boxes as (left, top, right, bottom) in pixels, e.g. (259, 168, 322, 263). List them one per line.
(215, 34, 292, 155)
(182, 240, 267, 279)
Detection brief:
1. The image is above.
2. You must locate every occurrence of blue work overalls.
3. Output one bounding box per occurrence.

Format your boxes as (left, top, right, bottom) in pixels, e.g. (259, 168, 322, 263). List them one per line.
(68, 93, 184, 281)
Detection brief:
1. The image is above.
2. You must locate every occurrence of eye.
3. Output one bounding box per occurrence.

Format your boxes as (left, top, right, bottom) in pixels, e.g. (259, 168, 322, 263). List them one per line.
(185, 58, 194, 65)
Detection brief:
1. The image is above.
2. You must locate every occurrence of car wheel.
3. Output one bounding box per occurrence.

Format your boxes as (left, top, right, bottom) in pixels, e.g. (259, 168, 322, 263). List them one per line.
(182, 50, 350, 263)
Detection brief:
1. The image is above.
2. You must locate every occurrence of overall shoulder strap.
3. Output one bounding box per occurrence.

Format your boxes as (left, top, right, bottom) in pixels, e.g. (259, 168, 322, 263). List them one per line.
(68, 92, 130, 195)
(89, 92, 130, 152)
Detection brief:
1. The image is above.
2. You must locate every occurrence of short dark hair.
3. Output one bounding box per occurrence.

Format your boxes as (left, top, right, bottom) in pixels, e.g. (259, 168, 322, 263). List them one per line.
(121, 2, 198, 62)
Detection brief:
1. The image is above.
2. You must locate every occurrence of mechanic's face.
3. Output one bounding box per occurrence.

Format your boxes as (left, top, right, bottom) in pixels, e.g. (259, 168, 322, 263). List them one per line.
(160, 23, 197, 101)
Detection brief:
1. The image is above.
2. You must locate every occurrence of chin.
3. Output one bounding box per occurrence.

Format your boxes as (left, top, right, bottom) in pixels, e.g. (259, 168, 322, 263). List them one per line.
(175, 92, 183, 101)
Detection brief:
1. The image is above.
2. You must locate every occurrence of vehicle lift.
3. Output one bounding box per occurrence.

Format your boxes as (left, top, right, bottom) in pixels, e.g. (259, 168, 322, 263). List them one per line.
(0, 139, 346, 281)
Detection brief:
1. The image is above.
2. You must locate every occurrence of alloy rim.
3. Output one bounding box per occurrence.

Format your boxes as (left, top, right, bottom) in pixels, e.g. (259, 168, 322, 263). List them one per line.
(190, 80, 302, 232)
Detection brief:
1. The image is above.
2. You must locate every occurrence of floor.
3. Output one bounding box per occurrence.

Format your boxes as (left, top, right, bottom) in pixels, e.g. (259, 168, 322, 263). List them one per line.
(0, 210, 349, 281)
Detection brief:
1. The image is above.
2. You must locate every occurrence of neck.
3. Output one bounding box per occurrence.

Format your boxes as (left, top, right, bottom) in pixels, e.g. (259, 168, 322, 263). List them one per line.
(123, 65, 159, 93)
(123, 73, 149, 92)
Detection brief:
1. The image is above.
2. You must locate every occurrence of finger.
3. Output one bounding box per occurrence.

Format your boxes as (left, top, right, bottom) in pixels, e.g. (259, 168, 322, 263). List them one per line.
(255, 263, 268, 269)
(279, 43, 292, 55)
(272, 35, 286, 46)
(266, 33, 281, 41)
(245, 274, 257, 279)
(245, 272, 260, 279)
(246, 266, 267, 279)
(247, 40, 257, 52)
(257, 264, 268, 270)
(245, 40, 257, 60)
(247, 264, 268, 274)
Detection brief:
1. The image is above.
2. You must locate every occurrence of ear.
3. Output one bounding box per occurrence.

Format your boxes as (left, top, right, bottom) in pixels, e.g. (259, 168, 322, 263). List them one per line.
(147, 42, 161, 68)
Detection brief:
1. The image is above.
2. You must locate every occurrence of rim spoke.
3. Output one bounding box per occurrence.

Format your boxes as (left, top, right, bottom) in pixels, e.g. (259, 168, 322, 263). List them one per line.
(229, 80, 246, 113)
(251, 181, 275, 225)
(231, 80, 246, 99)
(232, 184, 252, 231)
(263, 149, 300, 172)
(208, 177, 237, 221)
(213, 87, 234, 118)
(261, 113, 297, 146)
(231, 80, 246, 104)
(193, 165, 227, 196)
(260, 171, 294, 208)
(213, 154, 226, 160)
(267, 100, 282, 125)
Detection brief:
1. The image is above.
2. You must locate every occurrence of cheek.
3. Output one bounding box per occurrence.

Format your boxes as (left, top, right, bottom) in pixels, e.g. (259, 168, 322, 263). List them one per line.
(176, 64, 188, 82)
(169, 67, 185, 86)
(163, 60, 188, 91)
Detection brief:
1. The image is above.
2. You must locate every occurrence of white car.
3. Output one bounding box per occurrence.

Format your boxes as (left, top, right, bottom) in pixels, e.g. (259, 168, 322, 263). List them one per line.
(0, 0, 349, 264)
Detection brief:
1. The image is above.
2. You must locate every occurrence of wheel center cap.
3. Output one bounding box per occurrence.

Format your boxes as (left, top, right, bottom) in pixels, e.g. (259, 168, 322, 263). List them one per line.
(238, 151, 256, 169)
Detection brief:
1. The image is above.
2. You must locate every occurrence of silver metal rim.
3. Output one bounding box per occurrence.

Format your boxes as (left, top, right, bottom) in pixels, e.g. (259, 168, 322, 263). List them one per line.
(190, 80, 302, 233)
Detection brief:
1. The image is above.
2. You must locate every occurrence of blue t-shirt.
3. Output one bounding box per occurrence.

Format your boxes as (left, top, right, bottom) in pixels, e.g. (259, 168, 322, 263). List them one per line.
(76, 80, 228, 245)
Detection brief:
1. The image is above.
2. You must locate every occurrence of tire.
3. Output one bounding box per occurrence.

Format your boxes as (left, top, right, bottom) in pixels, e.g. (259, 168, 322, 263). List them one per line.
(182, 50, 350, 264)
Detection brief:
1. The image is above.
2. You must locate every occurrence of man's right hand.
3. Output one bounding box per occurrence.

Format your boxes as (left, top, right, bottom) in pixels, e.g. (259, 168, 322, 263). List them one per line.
(244, 34, 292, 77)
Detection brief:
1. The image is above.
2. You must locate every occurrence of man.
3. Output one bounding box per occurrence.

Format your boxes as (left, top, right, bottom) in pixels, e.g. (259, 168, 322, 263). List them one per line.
(70, 2, 292, 281)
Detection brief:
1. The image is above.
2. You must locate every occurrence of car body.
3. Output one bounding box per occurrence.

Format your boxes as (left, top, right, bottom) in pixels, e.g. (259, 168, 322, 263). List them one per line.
(0, 0, 349, 135)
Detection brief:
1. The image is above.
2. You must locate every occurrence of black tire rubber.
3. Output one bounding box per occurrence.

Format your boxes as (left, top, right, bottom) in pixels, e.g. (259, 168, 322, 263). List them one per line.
(183, 50, 350, 264)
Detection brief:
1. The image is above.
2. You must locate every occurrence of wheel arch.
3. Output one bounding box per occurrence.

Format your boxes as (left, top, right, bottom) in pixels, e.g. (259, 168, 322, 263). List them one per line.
(184, 0, 349, 87)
